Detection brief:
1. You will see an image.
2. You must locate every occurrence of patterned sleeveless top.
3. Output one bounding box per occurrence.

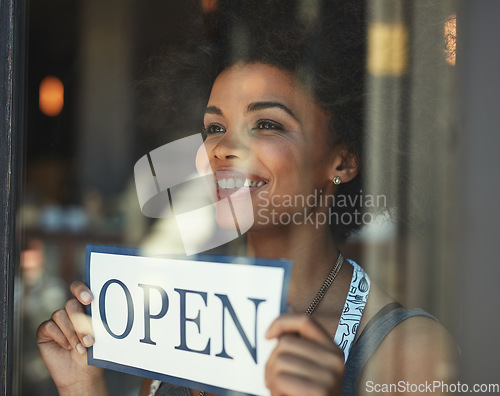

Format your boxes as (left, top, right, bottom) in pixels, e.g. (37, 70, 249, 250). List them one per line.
(333, 260, 370, 362)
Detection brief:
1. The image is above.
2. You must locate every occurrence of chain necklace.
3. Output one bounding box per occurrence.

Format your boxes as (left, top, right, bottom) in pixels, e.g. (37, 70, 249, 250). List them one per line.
(198, 252, 344, 396)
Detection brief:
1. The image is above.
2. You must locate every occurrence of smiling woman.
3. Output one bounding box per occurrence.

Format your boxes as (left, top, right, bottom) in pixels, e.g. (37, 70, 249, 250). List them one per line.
(201, 62, 343, 233)
(35, 1, 457, 396)
(198, 0, 368, 242)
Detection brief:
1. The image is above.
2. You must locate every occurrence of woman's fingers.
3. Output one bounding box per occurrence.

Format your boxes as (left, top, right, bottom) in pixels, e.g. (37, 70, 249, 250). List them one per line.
(266, 313, 333, 345)
(36, 281, 95, 358)
(70, 280, 94, 305)
(69, 281, 95, 347)
(48, 299, 94, 355)
(266, 347, 338, 388)
(49, 308, 83, 353)
(65, 298, 94, 348)
(37, 291, 106, 393)
(266, 333, 344, 388)
(265, 314, 344, 396)
(268, 333, 344, 372)
(37, 319, 72, 350)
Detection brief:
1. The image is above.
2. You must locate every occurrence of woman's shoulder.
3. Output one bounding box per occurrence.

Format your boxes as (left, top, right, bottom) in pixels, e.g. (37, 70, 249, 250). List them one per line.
(359, 316, 457, 395)
(356, 283, 458, 395)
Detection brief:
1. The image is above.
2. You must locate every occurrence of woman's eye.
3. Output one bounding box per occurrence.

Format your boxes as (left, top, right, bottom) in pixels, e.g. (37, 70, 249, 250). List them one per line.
(255, 119, 284, 131)
(204, 124, 226, 135)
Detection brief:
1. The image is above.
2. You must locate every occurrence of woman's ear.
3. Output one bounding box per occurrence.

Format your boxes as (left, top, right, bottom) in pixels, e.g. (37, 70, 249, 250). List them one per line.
(329, 149, 360, 184)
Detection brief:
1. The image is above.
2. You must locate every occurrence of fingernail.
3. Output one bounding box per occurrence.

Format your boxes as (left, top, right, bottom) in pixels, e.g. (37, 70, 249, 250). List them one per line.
(80, 291, 92, 304)
(83, 335, 94, 347)
(76, 343, 86, 355)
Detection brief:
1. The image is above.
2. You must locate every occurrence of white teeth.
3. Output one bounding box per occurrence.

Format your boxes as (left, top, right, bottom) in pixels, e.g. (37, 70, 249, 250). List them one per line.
(218, 179, 226, 188)
(226, 178, 235, 188)
(217, 177, 266, 189)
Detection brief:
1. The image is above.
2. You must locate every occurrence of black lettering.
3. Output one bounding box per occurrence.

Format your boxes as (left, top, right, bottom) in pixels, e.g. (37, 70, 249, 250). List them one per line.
(138, 284, 169, 345)
(214, 294, 265, 364)
(99, 279, 134, 339)
(174, 288, 210, 355)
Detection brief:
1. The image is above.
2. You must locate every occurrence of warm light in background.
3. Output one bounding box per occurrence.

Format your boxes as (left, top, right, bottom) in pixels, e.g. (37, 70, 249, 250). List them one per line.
(444, 14, 457, 66)
(367, 23, 409, 76)
(39, 75, 64, 116)
(201, 0, 218, 13)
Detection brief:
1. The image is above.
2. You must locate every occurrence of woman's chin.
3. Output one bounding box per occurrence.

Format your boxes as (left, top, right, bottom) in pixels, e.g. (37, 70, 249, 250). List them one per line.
(214, 203, 255, 233)
(214, 187, 255, 233)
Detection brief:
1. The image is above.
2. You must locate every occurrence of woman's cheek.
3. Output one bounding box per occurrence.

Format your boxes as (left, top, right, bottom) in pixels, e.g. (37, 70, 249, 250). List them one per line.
(195, 143, 213, 176)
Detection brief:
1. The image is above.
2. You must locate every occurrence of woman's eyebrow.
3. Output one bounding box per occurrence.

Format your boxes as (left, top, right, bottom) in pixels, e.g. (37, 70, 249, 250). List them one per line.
(247, 101, 298, 120)
(205, 105, 223, 115)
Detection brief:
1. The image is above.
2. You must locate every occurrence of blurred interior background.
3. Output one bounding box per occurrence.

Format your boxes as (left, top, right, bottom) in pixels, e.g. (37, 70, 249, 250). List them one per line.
(20, 1, 205, 394)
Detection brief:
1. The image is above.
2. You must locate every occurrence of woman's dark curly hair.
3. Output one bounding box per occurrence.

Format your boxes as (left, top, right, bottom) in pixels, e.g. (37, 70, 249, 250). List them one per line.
(136, 0, 367, 241)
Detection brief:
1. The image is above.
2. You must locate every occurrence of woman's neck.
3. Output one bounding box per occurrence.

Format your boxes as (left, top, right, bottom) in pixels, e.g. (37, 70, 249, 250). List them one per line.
(246, 223, 340, 311)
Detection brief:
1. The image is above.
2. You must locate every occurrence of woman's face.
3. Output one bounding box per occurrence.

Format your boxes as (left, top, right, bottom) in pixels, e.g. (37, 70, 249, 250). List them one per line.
(200, 62, 337, 231)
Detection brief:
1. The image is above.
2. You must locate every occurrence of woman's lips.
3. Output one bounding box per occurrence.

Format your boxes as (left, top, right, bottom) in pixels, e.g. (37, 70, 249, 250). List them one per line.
(214, 170, 268, 201)
(217, 177, 266, 189)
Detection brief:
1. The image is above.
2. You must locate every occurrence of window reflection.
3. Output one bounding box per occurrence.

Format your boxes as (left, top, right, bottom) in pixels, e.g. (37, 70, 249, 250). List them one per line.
(445, 13, 457, 66)
(19, 1, 203, 394)
(17, 0, 458, 394)
(19, 239, 66, 395)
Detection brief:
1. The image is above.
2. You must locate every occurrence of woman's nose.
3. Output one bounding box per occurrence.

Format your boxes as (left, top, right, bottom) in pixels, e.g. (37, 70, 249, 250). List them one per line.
(211, 129, 249, 161)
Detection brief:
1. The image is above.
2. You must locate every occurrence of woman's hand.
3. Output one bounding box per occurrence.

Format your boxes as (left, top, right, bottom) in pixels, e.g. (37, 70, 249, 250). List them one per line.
(265, 313, 344, 396)
(37, 281, 108, 396)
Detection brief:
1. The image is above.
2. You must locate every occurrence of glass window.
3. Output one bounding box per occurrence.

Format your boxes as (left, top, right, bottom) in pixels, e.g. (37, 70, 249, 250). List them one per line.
(18, 1, 206, 394)
(6, 0, 498, 394)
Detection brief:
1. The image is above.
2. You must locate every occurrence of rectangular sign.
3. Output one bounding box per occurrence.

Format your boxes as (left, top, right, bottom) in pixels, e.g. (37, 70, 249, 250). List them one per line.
(85, 245, 291, 396)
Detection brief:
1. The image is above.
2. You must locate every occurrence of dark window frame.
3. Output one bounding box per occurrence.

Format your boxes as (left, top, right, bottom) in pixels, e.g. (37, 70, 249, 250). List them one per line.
(1, 0, 26, 394)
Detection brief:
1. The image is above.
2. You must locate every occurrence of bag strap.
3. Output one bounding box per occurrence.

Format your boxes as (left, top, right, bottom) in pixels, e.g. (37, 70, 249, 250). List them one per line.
(340, 305, 437, 396)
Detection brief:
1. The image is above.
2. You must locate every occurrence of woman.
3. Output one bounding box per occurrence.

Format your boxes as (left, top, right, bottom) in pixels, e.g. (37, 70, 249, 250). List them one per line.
(37, 1, 456, 395)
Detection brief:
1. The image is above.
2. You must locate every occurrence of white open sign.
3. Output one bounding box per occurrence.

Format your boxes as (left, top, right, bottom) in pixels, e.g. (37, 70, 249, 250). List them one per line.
(86, 245, 291, 396)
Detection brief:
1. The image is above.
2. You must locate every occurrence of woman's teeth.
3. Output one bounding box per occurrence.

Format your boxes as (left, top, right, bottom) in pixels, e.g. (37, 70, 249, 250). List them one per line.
(217, 178, 265, 189)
